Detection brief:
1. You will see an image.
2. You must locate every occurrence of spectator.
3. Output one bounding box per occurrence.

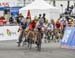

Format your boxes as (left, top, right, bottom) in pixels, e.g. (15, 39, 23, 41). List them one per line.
(38, 14, 42, 19)
(68, 18, 74, 27)
(42, 13, 46, 23)
(15, 15, 20, 25)
(56, 19, 63, 30)
(0, 16, 7, 26)
(9, 14, 14, 24)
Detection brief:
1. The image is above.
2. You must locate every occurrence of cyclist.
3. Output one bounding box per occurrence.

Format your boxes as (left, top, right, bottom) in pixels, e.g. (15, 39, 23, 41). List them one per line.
(26, 19, 37, 43)
(17, 17, 31, 47)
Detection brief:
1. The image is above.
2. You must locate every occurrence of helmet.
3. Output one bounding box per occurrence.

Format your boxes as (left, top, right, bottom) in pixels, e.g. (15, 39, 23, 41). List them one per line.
(45, 19, 48, 23)
(34, 16, 38, 21)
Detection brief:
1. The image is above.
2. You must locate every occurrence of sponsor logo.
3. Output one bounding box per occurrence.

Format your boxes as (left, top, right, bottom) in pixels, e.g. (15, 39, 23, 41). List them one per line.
(6, 29, 16, 36)
(6, 29, 11, 36)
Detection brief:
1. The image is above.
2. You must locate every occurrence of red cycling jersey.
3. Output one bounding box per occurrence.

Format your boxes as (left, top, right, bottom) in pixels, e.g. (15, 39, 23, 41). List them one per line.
(29, 20, 36, 31)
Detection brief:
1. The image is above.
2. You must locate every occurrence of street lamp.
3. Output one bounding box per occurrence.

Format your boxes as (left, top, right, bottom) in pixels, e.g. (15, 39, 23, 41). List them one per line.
(67, 1, 70, 10)
(60, 4, 63, 14)
(24, 0, 26, 6)
(53, 0, 56, 6)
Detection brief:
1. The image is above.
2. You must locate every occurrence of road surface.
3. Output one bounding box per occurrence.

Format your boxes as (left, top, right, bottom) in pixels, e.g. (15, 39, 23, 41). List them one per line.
(0, 40, 75, 58)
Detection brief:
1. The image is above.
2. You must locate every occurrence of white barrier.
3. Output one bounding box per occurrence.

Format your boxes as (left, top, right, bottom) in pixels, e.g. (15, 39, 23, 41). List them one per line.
(0, 26, 20, 41)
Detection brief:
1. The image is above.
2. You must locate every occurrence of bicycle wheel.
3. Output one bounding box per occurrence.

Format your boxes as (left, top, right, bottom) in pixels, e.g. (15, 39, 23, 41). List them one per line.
(22, 31, 27, 47)
(28, 32, 33, 49)
(37, 32, 42, 51)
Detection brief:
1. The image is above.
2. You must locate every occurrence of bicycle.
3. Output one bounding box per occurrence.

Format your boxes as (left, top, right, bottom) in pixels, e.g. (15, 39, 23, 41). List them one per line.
(36, 30, 43, 51)
(26, 31, 34, 49)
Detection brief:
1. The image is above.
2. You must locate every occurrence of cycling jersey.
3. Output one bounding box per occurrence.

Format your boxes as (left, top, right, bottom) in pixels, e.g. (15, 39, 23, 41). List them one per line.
(29, 20, 36, 31)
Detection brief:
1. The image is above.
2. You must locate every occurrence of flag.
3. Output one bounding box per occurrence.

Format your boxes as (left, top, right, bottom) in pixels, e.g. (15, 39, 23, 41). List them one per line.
(27, 10, 31, 20)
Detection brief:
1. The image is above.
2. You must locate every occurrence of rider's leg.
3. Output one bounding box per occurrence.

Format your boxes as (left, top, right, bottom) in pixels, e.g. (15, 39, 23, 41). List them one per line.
(23, 31, 27, 42)
(26, 31, 31, 40)
(34, 32, 38, 43)
(18, 30, 24, 43)
(29, 31, 34, 43)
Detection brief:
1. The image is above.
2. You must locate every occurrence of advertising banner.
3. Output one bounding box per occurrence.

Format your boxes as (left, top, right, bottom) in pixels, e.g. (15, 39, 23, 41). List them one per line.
(0, 26, 19, 41)
(61, 27, 75, 49)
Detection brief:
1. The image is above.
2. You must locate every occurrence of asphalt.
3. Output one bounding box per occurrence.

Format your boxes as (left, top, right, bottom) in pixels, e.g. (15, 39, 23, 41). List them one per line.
(0, 40, 75, 58)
